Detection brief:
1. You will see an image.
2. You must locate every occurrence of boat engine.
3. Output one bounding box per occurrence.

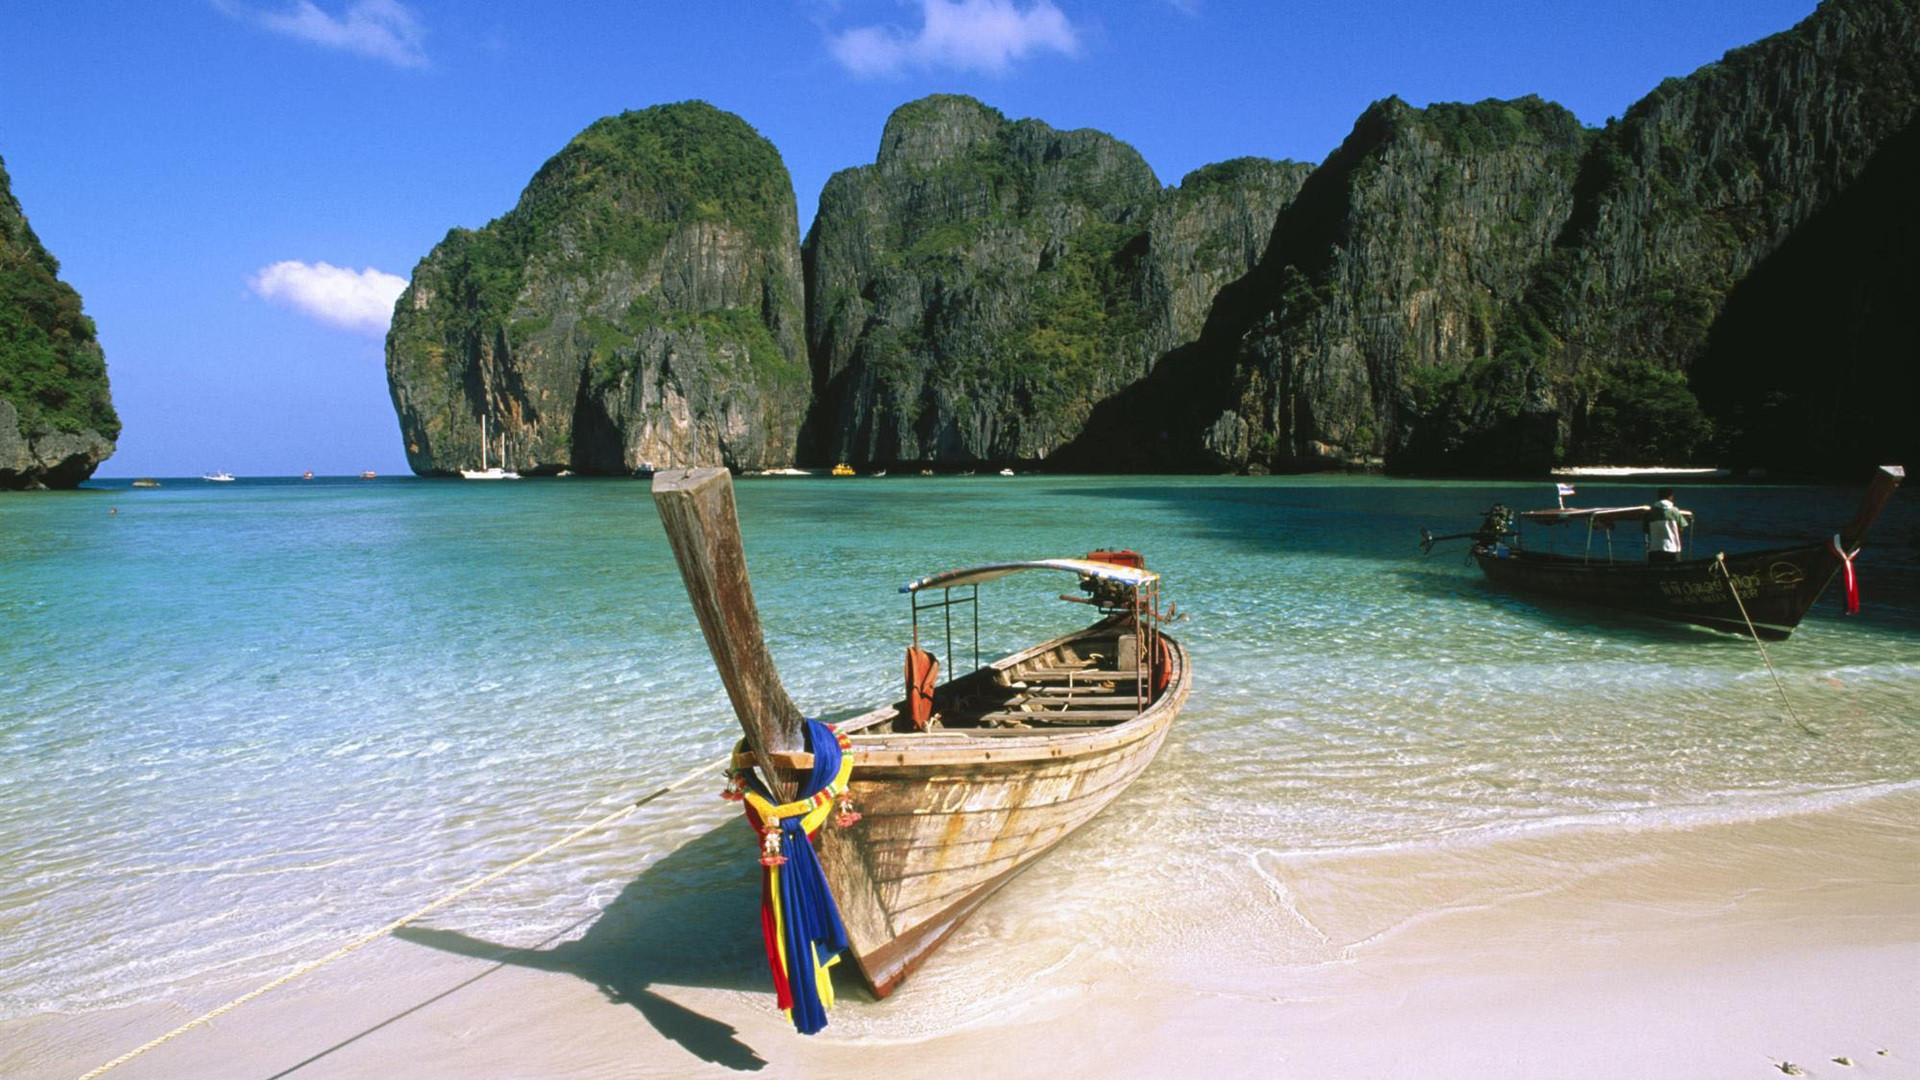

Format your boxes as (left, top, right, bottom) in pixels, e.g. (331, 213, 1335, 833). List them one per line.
(1419, 504, 1516, 554)
(1475, 504, 1516, 545)
(1080, 549, 1144, 611)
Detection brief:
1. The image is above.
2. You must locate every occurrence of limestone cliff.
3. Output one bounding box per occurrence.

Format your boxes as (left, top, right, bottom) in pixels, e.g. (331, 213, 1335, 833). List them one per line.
(1139, 158, 1315, 356)
(385, 4, 1916, 479)
(801, 95, 1305, 469)
(1527, 0, 1920, 475)
(385, 102, 809, 475)
(1067, 0, 1918, 476)
(0, 155, 116, 490)
(1692, 113, 1920, 475)
(1059, 96, 1587, 472)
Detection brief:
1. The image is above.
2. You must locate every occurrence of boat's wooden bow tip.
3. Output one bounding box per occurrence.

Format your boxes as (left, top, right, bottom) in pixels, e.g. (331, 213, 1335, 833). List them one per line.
(650, 463, 807, 790)
(1839, 465, 1905, 550)
(650, 466, 730, 494)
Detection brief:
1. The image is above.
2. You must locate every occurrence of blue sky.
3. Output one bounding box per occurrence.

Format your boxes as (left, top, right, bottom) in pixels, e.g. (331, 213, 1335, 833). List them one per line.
(2, 0, 1819, 477)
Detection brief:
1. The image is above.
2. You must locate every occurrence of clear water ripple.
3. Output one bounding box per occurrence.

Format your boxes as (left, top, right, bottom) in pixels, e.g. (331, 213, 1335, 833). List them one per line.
(1, 474, 1916, 1025)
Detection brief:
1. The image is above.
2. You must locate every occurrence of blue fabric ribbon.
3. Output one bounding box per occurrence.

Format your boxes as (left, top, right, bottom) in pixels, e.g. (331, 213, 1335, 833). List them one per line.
(777, 719, 850, 1034)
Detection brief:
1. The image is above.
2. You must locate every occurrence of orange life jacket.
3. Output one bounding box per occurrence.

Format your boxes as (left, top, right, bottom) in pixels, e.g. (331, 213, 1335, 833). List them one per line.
(905, 646, 939, 730)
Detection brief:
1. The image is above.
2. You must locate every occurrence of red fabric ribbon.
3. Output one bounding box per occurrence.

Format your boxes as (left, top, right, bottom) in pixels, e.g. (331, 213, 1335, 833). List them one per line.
(741, 802, 791, 1009)
(1828, 534, 1860, 614)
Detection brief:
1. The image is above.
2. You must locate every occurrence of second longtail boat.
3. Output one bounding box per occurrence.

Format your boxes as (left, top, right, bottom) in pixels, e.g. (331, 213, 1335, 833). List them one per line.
(1422, 465, 1903, 639)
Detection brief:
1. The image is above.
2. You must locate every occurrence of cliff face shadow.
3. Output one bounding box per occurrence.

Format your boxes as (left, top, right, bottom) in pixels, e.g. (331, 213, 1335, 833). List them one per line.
(395, 818, 776, 1071)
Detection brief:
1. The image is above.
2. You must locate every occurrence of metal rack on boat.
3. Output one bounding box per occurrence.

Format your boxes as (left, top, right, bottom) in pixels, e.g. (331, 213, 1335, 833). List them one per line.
(902, 557, 1166, 714)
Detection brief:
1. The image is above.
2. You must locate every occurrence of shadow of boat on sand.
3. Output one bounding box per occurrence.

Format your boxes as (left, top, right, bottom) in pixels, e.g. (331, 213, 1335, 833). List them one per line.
(395, 817, 784, 1072)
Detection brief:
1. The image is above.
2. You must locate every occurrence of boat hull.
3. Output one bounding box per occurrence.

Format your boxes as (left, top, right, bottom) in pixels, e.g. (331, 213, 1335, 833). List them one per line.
(1471, 542, 1840, 639)
(813, 630, 1191, 997)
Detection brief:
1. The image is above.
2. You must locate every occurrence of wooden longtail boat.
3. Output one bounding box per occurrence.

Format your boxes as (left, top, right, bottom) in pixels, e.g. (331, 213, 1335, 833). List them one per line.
(1425, 466, 1903, 639)
(652, 467, 1190, 999)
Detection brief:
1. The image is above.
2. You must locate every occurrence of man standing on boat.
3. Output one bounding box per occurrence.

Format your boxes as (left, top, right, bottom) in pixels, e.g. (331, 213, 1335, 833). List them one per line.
(1647, 487, 1693, 563)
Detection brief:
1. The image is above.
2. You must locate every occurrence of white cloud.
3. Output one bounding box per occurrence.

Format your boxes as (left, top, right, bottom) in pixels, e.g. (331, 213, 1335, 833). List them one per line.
(250, 261, 408, 335)
(217, 0, 428, 68)
(829, 0, 1080, 77)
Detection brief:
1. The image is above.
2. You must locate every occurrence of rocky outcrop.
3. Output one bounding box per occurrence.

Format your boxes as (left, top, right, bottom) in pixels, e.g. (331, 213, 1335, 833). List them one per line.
(1067, 0, 1919, 476)
(1, 155, 117, 490)
(386, 102, 809, 474)
(1139, 158, 1314, 355)
(1524, 0, 1920, 475)
(1691, 112, 1920, 475)
(1060, 96, 1587, 472)
(385, 4, 1916, 479)
(802, 95, 1305, 469)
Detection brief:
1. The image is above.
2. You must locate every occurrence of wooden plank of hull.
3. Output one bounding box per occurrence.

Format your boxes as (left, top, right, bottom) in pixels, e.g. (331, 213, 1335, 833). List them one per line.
(1473, 542, 1838, 639)
(815, 634, 1191, 997)
(997, 705, 1148, 717)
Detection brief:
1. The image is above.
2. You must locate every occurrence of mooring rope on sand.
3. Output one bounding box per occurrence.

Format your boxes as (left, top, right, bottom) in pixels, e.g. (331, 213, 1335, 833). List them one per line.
(1714, 553, 1817, 737)
(73, 750, 733, 1080)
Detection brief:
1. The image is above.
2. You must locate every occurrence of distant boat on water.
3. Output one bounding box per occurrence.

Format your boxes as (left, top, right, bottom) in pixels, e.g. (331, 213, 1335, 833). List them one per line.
(201, 472, 235, 482)
(301, 471, 314, 481)
(131, 478, 161, 488)
(461, 416, 520, 480)
(359, 470, 377, 480)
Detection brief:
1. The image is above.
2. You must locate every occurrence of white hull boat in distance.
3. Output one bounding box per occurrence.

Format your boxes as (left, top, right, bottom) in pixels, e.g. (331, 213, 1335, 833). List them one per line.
(461, 415, 520, 480)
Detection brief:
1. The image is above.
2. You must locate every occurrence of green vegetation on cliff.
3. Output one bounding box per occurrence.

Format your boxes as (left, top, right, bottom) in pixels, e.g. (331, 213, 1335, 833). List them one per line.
(1483, 0, 1920, 473)
(875, 171, 1151, 419)
(1233, 94, 1588, 473)
(385, 101, 810, 475)
(420, 101, 798, 348)
(0, 156, 117, 441)
(807, 93, 1287, 467)
(385, 0, 1917, 480)
(1692, 112, 1920, 475)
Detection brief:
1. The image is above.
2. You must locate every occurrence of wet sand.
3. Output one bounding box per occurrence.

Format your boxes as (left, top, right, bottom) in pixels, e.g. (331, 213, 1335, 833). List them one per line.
(17, 791, 1919, 1080)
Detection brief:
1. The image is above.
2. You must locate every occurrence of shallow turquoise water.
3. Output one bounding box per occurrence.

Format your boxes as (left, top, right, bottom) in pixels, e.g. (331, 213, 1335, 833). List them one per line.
(2, 473, 1916, 1029)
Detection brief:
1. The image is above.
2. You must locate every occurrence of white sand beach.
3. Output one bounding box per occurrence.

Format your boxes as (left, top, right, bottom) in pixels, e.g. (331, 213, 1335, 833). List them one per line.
(1551, 466, 1733, 478)
(21, 789, 1917, 1080)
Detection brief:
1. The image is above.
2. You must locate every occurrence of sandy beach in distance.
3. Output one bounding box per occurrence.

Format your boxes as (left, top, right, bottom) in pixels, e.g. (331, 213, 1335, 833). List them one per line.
(19, 788, 1916, 1080)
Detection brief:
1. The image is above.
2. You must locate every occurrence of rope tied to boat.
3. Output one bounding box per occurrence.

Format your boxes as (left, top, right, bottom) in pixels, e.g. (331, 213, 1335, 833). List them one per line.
(70, 750, 736, 1080)
(1715, 553, 1817, 737)
(730, 719, 857, 1035)
(1826, 534, 1862, 614)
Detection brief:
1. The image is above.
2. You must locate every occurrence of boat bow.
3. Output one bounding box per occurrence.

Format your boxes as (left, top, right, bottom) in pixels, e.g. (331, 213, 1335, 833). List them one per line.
(652, 467, 808, 798)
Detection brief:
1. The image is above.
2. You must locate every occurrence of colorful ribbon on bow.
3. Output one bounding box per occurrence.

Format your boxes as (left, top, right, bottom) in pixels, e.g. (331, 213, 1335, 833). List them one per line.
(726, 720, 858, 1034)
(1828, 534, 1861, 614)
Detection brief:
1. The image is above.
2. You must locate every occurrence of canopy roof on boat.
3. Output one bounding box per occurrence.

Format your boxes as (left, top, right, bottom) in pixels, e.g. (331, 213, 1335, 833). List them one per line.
(1521, 505, 1689, 527)
(902, 558, 1158, 594)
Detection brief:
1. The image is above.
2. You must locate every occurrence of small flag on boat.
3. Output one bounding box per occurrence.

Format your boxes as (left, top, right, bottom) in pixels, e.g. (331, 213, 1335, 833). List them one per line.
(1556, 483, 1576, 497)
